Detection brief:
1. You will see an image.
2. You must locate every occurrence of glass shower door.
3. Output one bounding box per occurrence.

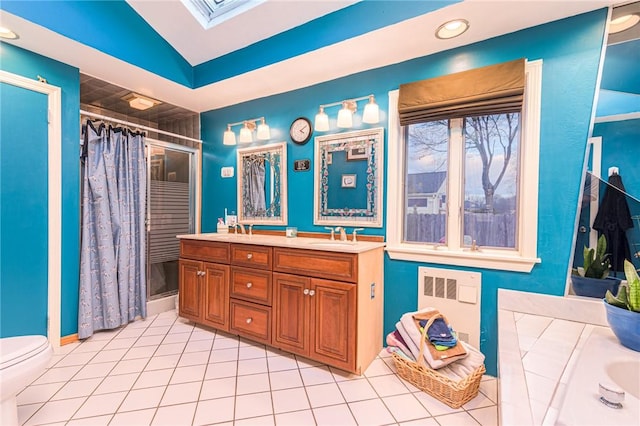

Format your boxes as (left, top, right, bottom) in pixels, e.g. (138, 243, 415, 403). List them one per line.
(147, 143, 196, 300)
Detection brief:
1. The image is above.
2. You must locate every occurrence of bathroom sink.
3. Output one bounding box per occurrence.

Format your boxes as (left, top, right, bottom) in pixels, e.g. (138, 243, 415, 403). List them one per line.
(309, 241, 355, 247)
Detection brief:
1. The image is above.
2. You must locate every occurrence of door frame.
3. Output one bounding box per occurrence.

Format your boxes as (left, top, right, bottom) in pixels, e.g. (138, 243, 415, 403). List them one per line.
(0, 70, 62, 350)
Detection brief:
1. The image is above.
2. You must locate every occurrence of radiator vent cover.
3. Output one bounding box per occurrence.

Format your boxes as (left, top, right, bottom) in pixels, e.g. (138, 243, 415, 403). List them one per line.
(418, 267, 481, 349)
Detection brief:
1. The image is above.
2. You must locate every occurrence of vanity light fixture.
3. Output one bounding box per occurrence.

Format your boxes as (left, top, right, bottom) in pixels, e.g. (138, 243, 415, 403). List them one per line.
(314, 94, 380, 131)
(435, 19, 469, 39)
(223, 117, 271, 145)
(0, 26, 19, 40)
(122, 93, 161, 111)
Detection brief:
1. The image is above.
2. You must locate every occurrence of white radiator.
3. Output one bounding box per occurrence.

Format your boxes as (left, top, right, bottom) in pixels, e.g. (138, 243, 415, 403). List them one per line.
(417, 267, 481, 349)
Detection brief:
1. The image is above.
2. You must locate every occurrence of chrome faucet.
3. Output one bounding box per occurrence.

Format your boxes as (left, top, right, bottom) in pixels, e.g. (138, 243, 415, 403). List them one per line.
(238, 223, 246, 234)
(335, 226, 347, 241)
(248, 224, 253, 236)
(352, 228, 364, 242)
(324, 227, 336, 240)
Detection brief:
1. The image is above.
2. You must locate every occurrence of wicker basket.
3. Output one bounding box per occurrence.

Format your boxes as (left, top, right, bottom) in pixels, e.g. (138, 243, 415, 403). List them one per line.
(391, 313, 485, 408)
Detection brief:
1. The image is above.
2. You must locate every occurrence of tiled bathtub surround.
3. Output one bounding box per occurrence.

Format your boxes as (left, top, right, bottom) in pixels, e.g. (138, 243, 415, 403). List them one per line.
(18, 310, 498, 425)
(498, 289, 611, 425)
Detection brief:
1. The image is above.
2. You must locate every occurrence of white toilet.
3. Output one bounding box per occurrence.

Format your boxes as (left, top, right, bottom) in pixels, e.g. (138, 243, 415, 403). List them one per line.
(0, 335, 53, 426)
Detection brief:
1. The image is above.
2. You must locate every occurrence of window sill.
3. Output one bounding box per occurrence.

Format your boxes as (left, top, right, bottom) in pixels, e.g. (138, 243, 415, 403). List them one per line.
(385, 244, 540, 273)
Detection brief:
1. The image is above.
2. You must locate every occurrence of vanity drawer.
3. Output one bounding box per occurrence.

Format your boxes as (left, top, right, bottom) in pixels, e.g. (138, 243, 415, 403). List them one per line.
(231, 244, 272, 270)
(230, 267, 272, 305)
(181, 240, 230, 264)
(229, 299, 271, 344)
(273, 248, 358, 283)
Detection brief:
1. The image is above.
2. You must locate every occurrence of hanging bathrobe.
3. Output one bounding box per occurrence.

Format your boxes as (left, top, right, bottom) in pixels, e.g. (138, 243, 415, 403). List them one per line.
(593, 173, 633, 273)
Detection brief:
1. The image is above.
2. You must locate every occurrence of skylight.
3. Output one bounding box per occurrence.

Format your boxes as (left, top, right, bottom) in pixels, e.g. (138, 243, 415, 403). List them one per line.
(182, 0, 262, 29)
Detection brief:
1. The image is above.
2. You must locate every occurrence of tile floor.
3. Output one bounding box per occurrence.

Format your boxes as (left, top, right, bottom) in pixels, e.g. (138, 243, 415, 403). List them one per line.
(17, 310, 499, 425)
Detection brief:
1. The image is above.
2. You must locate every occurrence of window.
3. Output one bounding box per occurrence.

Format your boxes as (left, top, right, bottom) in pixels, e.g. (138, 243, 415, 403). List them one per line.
(386, 60, 542, 272)
(181, 0, 257, 29)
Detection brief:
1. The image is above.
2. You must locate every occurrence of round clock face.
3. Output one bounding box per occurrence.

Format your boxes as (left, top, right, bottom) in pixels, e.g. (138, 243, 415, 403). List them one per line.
(290, 117, 312, 145)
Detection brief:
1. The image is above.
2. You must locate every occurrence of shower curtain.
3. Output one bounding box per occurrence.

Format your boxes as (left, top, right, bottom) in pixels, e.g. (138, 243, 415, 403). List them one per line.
(78, 121, 147, 339)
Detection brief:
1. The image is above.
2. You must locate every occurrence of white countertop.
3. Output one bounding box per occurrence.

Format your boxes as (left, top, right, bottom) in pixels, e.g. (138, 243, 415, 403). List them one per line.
(176, 232, 386, 254)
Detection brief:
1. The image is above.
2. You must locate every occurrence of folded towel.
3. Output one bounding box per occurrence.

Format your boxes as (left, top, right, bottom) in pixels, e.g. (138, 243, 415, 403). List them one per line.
(386, 330, 415, 361)
(397, 309, 467, 369)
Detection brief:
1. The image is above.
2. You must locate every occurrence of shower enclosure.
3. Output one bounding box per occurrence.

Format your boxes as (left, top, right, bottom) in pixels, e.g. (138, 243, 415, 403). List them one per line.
(146, 140, 197, 312)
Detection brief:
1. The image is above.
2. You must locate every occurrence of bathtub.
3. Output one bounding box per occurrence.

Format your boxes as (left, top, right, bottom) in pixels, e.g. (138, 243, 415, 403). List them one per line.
(556, 327, 640, 425)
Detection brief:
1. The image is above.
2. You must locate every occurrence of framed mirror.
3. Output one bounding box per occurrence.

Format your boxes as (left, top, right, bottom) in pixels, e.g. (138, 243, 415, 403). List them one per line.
(237, 142, 287, 225)
(314, 127, 384, 227)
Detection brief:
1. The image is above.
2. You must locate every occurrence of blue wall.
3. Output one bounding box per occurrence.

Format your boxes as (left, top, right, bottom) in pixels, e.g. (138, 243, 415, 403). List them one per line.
(201, 10, 608, 376)
(0, 42, 81, 337)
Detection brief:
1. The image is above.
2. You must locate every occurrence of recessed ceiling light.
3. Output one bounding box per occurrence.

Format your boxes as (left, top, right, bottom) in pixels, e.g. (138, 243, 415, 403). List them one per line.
(0, 26, 19, 40)
(436, 19, 469, 39)
(609, 13, 640, 34)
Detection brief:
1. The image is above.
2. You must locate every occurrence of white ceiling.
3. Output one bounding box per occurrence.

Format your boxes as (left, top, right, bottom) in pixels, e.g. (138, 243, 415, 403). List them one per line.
(0, 0, 616, 113)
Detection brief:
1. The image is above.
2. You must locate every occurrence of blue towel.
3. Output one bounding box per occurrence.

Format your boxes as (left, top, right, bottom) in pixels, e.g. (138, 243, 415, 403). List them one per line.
(419, 319, 457, 347)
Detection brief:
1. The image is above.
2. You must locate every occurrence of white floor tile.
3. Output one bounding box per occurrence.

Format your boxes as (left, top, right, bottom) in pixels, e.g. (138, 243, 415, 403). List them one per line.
(269, 369, 304, 390)
(169, 322, 194, 334)
(238, 344, 267, 360)
(235, 391, 273, 419)
(17, 402, 43, 425)
(178, 350, 211, 367)
(133, 368, 173, 389)
(212, 335, 240, 350)
(299, 365, 334, 386)
(144, 353, 180, 371)
(399, 417, 439, 426)
(200, 376, 237, 400)
(85, 328, 121, 341)
(368, 373, 411, 397)
(313, 403, 357, 425)
(184, 338, 213, 353)
(190, 327, 217, 341)
(296, 356, 323, 369)
(238, 357, 268, 375)
(463, 390, 495, 410)
(73, 340, 108, 353)
(210, 347, 239, 363)
(24, 397, 86, 425)
(267, 353, 299, 372)
(170, 364, 207, 384)
(364, 357, 394, 377)
(434, 411, 482, 425)
(73, 391, 127, 419)
(67, 414, 112, 425)
(349, 398, 396, 425)
(122, 344, 158, 360)
(73, 361, 117, 380)
(193, 396, 235, 425)
(118, 386, 165, 412)
(17, 382, 66, 405)
(152, 402, 196, 425)
(234, 414, 275, 426)
(89, 348, 127, 364)
(274, 409, 315, 426)
(468, 405, 499, 426)
(144, 325, 172, 336)
(116, 327, 146, 339)
(161, 332, 190, 344)
(103, 337, 137, 350)
(330, 366, 361, 382)
(54, 351, 97, 367)
(94, 372, 139, 395)
(109, 408, 156, 426)
(110, 357, 148, 375)
(205, 360, 238, 379)
(305, 382, 346, 408)
(236, 372, 270, 394)
(479, 377, 498, 403)
(160, 381, 202, 406)
(135, 334, 165, 347)
(338, 378, 378, 402)
(382, 393, 431, 423)
(51, 377, 102, 400)
(412, 391, 462, 417)
(154, 342, 187, 357)
(32, 365, 83, 385)
(271, 387, 310, 414)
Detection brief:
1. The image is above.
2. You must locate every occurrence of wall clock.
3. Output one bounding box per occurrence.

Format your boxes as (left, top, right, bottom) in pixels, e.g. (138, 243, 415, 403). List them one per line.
(289, 117, 312, 145)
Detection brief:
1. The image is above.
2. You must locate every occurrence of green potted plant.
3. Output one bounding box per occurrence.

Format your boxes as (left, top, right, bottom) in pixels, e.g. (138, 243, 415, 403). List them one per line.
(604, 259, 640, 352)
(571, 235, 620, 298)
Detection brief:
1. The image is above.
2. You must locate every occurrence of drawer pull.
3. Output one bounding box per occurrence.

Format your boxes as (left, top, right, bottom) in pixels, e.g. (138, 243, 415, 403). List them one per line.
(303, 289, 309, 295)
(247, 253, 253, 260)
(246, 282, 253, 289)
(246, 317, 253, 324)
(309, 290, 316, 297)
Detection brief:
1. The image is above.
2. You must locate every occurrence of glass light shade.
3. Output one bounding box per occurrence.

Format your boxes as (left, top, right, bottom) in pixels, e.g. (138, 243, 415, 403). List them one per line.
(239, 126, 253, 143)
(435, 19, 469, 39)
(223, 129, 237, 145)
(362, 98, 380, 124)
(256, 122, 270, 140)
(337, 105, 353, 128)
(314, 108, 329, 132)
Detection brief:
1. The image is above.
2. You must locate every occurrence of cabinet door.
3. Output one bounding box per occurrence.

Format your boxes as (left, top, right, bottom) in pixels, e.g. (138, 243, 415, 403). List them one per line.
(272, 273, 309, 356)
(310, 278, 356, 372)
(202, 262, 230, 331)
(178, 258, 202, 321)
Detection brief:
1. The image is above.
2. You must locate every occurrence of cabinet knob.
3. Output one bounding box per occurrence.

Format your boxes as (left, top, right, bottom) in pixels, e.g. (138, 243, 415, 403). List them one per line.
(247, 253, 253, 260)
(309, 290, 316, 297)
(303, 289, 309, 295)
(246, 282, 253, 289)
(246, 317, 253, 324)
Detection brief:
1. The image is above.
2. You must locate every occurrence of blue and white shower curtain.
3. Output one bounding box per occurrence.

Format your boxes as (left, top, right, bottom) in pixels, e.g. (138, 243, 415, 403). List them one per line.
(78, 121, 147, 339)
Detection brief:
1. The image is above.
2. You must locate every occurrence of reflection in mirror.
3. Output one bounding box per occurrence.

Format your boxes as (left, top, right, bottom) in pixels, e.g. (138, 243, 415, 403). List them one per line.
(237, 142, 287, 225)
(568, 3, 640, 296)
(314, 128, 384, 227)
